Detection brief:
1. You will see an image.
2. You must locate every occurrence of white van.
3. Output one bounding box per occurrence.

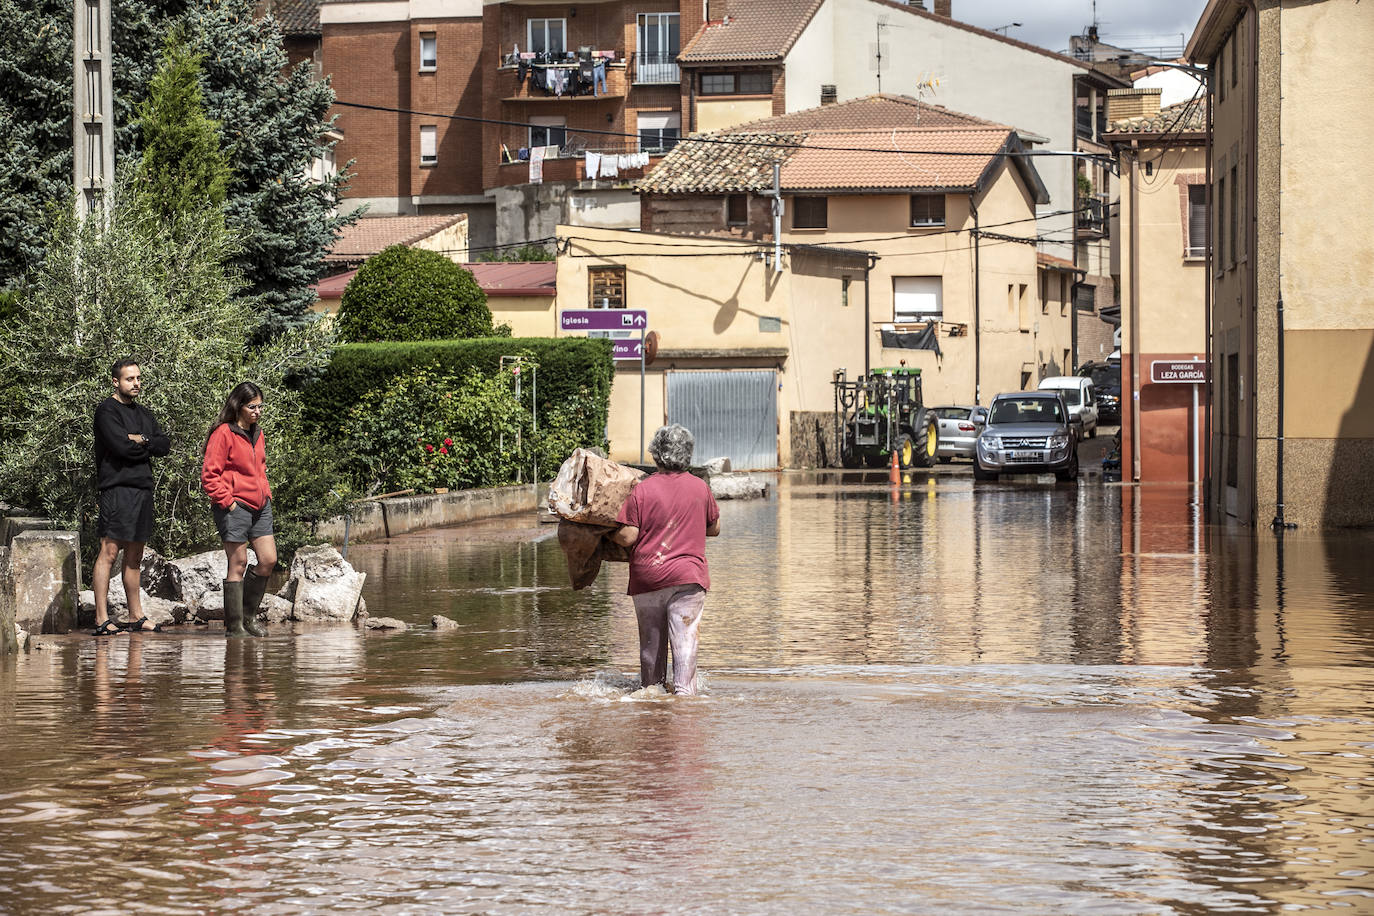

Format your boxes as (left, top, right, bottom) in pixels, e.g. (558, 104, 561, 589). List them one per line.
(1037, 376, 1098, 439)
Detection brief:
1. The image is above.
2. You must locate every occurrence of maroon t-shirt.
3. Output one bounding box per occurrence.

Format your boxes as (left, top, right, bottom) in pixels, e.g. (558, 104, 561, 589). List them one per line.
(616, 471, 720, 596)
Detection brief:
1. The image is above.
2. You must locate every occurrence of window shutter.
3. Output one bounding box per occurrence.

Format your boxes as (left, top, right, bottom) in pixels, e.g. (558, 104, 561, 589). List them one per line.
(1187, 185, 1207, 256)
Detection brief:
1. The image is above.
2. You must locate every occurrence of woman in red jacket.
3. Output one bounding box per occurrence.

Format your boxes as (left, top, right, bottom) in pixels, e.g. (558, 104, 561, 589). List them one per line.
(202, 382, 276, 638)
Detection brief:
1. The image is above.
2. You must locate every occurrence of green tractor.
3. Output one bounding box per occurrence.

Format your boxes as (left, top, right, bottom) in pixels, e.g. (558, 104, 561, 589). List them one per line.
(832, 367, 935, 469)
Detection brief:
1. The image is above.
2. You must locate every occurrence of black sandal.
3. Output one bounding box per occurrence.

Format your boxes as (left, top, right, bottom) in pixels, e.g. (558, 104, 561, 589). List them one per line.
(126, 617, 164, 633)
(92, 619, 124, 637)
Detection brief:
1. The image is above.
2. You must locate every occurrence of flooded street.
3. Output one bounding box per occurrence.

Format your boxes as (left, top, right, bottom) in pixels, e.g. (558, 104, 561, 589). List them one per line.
(2, 472, 1373, 913)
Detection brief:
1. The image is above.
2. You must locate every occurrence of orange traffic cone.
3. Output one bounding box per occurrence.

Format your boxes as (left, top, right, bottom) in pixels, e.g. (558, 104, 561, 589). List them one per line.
(888, 448, 901, 485)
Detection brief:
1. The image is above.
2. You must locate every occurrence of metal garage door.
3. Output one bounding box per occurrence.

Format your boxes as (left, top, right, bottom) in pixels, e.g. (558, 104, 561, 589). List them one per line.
(666, 370, 778, 470)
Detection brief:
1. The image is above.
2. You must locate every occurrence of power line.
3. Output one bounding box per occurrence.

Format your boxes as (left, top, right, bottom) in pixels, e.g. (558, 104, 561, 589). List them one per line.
(332, 99, 1114, 163)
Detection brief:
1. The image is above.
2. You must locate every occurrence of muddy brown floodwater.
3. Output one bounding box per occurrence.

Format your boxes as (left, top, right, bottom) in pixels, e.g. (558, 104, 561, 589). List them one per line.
(2, 472, 1372, 913)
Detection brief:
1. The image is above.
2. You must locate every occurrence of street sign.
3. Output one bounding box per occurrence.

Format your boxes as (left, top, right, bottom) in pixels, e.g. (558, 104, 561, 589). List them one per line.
(1150, 360, 1207, 384)
(612, 340, 643, 361)
(560, 309, 648, 331)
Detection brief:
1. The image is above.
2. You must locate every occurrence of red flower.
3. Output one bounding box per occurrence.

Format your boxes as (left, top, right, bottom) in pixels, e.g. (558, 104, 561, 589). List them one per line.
(438, 446, 448, 455)
(443, 438, 453, 447)
(425, 444, 434, 453)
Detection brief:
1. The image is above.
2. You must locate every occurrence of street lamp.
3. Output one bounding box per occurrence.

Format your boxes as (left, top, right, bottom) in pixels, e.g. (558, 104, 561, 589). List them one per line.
(992, 22, 1022, 35)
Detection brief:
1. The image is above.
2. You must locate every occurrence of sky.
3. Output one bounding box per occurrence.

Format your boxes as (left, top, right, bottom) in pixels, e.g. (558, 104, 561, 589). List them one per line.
(952, 0, 1209, 58)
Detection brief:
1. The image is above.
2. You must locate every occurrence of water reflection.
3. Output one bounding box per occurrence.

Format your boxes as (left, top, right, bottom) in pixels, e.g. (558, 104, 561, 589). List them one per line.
(1, 473, 1372, 912)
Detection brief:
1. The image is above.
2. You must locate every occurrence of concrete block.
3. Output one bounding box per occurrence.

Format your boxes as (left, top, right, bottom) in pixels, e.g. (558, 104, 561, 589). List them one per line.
(1, 517, 54, 547)
(0, 546, 16, 655)
(11, 530, 81, 635)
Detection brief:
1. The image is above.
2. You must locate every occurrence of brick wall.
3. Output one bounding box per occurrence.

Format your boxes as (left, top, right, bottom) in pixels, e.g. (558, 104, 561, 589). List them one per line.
(326, 22, 412, 201)
(410, 18, 485, 198)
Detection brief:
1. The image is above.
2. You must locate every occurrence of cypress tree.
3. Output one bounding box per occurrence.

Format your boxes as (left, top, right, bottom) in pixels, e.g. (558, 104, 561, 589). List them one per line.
(138, 34, 232, 218)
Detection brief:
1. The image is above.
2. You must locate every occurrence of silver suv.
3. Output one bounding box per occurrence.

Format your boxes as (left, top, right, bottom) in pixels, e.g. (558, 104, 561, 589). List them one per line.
(974, 391, 1079, 482)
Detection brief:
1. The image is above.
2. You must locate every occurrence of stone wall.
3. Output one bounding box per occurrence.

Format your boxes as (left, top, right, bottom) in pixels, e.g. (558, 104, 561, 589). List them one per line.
(0, 546, 15, 654)
(10, 530, 80, 635)
(790, 411, 840, 469)
(316, 483, 543, 544)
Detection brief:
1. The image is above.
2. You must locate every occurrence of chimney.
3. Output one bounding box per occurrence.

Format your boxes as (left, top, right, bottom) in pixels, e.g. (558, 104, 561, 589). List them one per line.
(1106, 87, 1162, 123)
(933, 0, 952, 18)
(707, 0, 728, 20)
(820, 84, 837, 105)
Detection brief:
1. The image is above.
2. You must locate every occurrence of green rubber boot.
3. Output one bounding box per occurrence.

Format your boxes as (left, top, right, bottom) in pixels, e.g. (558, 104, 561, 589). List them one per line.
(223, 579, 247, 638)
(241, 569, 269, 638)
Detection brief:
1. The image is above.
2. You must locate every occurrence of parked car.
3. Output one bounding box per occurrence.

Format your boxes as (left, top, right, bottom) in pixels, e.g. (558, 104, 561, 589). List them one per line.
(1038, 376, 1099, 438)
(1078, 360, 1121, 423)
(929, 405, 986, 462)
(974, 391, 1079, 482)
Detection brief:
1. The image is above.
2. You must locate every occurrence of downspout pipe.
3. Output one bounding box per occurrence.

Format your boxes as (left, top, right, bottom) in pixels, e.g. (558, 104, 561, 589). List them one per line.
(1265, 4, 1293, 531)
(1203, 69, 1214, 515)
(1129, 146, 1142, 482)
(972, 195, 981, 404)
(863, 256, 873, 376)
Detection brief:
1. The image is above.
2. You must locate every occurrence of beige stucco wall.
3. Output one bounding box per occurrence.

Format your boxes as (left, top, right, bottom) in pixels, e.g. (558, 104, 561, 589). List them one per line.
(696, 98, 774, 133)
(488, 294, 558, 337)
(1118, 145, 1208, 357)
(413, 218, 470, 263)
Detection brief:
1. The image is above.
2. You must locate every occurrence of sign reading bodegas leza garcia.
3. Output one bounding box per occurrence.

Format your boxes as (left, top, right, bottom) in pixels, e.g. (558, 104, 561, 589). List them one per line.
(1150, 360, 1208, 384)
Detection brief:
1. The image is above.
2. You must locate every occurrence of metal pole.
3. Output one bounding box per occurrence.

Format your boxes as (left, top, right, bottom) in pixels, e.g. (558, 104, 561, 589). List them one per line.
(639, 327, 646, 463)
(1192, 380, 1200, 485)
(74, 0, 115, 220)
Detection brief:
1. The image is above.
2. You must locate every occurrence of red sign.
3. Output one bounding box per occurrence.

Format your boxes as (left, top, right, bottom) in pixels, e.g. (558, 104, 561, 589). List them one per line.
(1150, 360, 1207, 384)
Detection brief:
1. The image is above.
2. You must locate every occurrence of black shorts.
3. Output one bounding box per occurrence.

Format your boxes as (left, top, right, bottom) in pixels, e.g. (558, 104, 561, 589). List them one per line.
(96, 486, 154, 543)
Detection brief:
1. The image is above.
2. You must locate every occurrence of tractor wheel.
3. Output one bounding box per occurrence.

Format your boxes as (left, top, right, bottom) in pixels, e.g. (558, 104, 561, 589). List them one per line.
(894, 433, 915, 469)
(909, 412, 935, 468)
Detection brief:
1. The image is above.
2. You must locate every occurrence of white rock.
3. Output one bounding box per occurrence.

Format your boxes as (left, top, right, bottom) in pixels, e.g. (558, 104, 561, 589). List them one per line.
(364, 616, 405, 630)
(431, 615, 461, 630)
(701, 456, 732, 475)
(285, 545, 367, 622)
(168, 549, 257, 607)
(15, 625, 28, 649)
(709, 473, 768, 500)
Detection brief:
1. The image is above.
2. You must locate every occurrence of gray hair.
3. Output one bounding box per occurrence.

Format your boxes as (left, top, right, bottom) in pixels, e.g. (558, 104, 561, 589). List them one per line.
(648, 424, 694, 472)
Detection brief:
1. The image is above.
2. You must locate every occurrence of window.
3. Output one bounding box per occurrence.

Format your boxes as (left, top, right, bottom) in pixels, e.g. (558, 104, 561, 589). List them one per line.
(588, 266, 626, 309)
(1040, 274, 1050, 315)
(1075, 282, 1096, 312)
(528, 18, 565, 56)
(636, 12, 679, 83)
(841, 275, 851, 307)
(529, 116, 566, 150)
(1018, 283, 1030, 332)
(699, 71, 770, 95)
(701, 73, 734, 94)
(739, 71, 771, 94)
(910, 194, 945, 227)
(726, 194, 748, 226)
(792, 196, 827, 229)
(1060, 275, 1069, 316)
(419, 125, 437, 165)
(1215, 175, 1225, 269)
(1186, 184, 1207, 257)
(419, 33, 436, 70)
(893, 276, 942, 321)
(1217, 43, 1226, 103)
(1230, 27, 1238, 88)
(1229, 164, 1238, 265)
(636, 112, 680, 154)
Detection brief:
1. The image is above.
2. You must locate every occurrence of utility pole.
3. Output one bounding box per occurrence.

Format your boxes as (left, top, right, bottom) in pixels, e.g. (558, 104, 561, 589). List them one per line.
(74, 0, 116, 219)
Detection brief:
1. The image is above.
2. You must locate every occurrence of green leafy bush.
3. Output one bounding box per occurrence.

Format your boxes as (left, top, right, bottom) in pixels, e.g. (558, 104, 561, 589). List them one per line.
(301, 337, 613, 451)
(337, 245, 493, 343)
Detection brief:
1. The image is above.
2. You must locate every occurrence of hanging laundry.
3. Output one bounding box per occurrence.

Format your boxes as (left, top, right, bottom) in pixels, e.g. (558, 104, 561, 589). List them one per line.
(517, 147, 529, 161)
(585, 152, 601, 179)
(601, 155, 618, 178)
(530, 146, 544, 184)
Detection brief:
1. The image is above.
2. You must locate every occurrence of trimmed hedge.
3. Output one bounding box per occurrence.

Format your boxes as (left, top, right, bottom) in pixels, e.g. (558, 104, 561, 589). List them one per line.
(338, 245, 493, 342)
(302, 337, 614, 446)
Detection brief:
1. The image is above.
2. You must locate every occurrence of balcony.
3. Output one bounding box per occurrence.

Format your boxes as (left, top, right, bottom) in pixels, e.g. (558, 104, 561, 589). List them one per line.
(1076, 196, 1109, 237)
(634, 53, 679, 85)
(495, 142, 665, 188)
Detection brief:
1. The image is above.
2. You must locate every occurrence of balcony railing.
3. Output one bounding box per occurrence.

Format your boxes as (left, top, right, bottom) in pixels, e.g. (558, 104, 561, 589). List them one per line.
(1077, 196, 1108, 236)
(634, 53, 679, 85)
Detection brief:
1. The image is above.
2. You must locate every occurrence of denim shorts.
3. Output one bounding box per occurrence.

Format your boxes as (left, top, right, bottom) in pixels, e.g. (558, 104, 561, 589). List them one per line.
(212, 499, 274, 543)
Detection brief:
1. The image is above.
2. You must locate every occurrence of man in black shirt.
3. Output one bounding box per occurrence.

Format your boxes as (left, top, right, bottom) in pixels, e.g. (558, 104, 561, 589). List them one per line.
(92, 359, 171, 635)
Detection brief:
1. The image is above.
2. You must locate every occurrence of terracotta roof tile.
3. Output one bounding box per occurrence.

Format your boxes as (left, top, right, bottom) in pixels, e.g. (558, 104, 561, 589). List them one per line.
(1105, 99, 1207, 135)
(326, 213, 468, 262)
(462, 262, 557, 297)
(725, 94, 1003, 133)
(782, 128, 1012, 191)
(637, 133, 799, 194)
(679, 0, 825, 62)
(259, 0, 319, 36)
